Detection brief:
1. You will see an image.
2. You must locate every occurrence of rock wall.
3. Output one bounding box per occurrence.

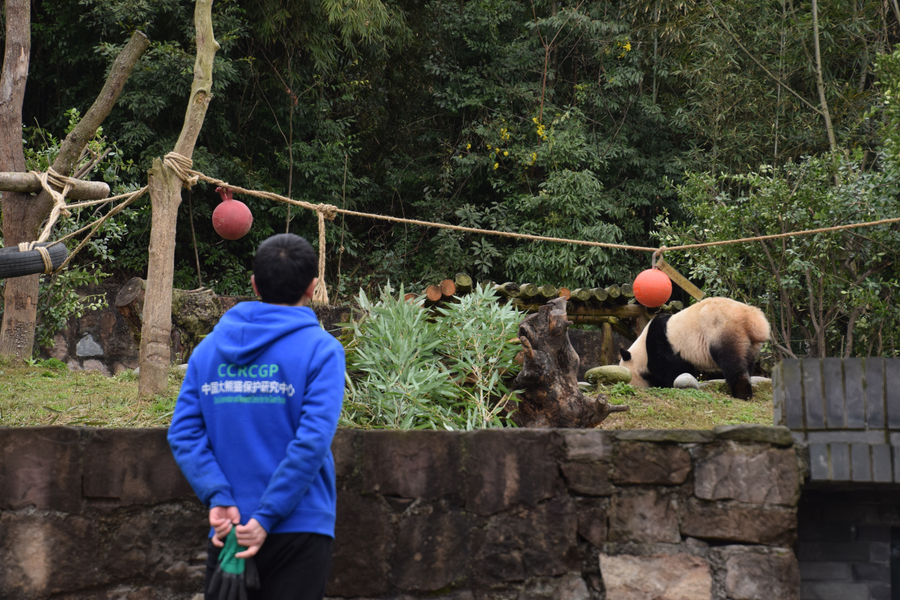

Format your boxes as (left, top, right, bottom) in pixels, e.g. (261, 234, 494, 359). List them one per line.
(0, 425, 801, 600)
(797, 488, 898, 600)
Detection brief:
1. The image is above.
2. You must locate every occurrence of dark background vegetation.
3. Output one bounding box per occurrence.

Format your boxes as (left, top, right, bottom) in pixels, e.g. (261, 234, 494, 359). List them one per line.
(6, 0, 900, 359)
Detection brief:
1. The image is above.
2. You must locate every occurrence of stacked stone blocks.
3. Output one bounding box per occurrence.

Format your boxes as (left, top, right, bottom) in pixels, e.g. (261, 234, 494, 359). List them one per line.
(0, 426, 801, 599)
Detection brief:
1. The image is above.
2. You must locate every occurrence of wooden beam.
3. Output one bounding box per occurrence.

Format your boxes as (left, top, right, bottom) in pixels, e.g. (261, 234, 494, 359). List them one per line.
(0, 172, 110, 200)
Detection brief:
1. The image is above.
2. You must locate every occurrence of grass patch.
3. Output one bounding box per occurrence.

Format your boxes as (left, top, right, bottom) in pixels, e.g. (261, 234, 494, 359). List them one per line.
(596, 380, 774, 430)
(0, 360, 774, 430)
(0, 360, 184, 428)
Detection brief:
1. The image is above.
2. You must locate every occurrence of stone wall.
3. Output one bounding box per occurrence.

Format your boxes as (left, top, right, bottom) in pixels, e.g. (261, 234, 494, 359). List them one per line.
(0, 425, 801, 600)
(797, 488, 898, 600)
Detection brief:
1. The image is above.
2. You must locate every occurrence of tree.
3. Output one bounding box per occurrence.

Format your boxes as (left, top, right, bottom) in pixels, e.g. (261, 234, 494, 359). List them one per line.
(139, 0, 218, 396)
(0, 0, 148, 360)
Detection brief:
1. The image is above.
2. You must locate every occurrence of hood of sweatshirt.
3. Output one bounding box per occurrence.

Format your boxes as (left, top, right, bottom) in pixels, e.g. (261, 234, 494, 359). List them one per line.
(213, 301, 321, 366)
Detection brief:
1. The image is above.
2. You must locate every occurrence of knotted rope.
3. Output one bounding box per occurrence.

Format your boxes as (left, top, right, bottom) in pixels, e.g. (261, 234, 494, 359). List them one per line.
(163, 159, 339, 304)
(163, 152, 200, 188)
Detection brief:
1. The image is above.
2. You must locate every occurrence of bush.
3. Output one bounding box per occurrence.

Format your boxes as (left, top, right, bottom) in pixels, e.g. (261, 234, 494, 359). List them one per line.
(341, 284, 522, 429)
(656, 151, 900, 359)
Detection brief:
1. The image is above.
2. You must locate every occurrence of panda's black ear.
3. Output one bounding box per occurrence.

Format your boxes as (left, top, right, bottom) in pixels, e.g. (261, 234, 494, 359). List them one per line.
(619, 348, 631, 362)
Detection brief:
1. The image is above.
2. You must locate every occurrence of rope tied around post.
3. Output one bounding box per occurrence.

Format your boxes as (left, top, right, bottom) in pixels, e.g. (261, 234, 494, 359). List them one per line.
(31, 167, 76, 244)
(163, 152, 200, 188)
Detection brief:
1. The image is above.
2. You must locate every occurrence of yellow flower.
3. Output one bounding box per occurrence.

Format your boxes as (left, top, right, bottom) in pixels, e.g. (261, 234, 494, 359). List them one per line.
(496, 148, 501, 154)
(493, 163, 499, 169)
(503, 151, 509, 156)
(466, 143, 471, 150)
(624, 41, 631, 52)
(487, 144, 492, 150)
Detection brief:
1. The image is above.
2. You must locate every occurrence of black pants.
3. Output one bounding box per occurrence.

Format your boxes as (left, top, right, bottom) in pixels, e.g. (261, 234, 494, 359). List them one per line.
(205, 532, 333, 600)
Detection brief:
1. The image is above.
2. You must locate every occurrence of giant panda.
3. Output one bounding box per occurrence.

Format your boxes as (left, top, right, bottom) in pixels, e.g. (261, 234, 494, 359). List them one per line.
(618, 297, 770, 400)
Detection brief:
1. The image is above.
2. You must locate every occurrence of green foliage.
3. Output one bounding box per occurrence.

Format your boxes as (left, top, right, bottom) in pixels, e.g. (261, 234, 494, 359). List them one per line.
(656, 151, 900, 358)
(341, 284, 522, 429)
(3, 111, 142, 354)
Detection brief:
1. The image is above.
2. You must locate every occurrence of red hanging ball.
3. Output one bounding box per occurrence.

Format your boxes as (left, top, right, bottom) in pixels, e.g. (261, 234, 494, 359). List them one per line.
(633, 268, 672, 308)
(212, 187, 253, 240)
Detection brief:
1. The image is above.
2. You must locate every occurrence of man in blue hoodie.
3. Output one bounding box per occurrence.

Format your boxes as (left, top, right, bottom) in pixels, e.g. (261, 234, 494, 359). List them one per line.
(168, 233, 346, 600)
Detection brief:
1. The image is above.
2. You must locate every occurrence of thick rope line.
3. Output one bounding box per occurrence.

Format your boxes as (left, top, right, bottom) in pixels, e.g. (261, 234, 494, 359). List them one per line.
(194, 170, 900, 256)
(23, 153, 900, 284)
(658, 216, 900, 253)
(192, 172, 659, 253)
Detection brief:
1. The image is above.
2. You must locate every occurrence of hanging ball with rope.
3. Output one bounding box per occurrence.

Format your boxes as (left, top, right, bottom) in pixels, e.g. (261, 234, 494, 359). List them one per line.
(213, 187, 253, 240)
(633, 264, 672, 308)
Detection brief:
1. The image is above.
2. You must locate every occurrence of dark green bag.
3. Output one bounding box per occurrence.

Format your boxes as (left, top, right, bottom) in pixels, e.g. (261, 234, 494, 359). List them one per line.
(206, 530, 260, 600)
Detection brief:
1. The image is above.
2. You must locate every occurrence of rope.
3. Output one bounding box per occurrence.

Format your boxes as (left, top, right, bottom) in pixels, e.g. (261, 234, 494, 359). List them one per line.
(53, 186, 149, 273)
(17, 242, 53, 274)
(31, 168, 76, 244)
(163, 152, 200, 188)
(22, 155, 900, 303)
(658, 216, 900, 254)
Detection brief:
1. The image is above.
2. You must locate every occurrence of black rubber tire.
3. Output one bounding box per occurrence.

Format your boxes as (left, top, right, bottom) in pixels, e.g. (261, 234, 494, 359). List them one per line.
(0, 242, 68, 279)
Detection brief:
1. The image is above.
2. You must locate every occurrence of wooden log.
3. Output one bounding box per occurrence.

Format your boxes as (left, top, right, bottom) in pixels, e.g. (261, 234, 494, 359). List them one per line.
(494, 282, 521, 298)
(620, 283, 634, 300)
(0, 172, 111, 200)
(519, 283, 539, 301)
(440, 278, 457, 298)
(404, 292, 418, 303)
(606, 284, 629, 304)
(538, 284, 558, 302)
(425, 284, 443, 303)
(570, 288, 592, 302)
(590, 287, 609, 303)
(572, 304, 646, 319)
(455, 273, 473, 294)
(557, 287, 571, 300)
(511, 296, 627, 427)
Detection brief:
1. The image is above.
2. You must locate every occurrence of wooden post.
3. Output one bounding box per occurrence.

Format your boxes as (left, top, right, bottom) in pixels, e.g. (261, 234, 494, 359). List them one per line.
(600, 321, 614, 366)
(139, 0, 219, 396)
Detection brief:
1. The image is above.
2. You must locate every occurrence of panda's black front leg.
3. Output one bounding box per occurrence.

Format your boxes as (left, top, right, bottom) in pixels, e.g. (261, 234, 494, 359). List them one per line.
(710, 345, 753, 400)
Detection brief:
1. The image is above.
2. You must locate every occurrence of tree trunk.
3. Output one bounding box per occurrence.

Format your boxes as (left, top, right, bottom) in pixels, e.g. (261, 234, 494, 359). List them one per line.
(0, 23, 148, 360)
(811, 0, 837, 152)
(511, 297, 626, 428)
(139, 0, 219, 396)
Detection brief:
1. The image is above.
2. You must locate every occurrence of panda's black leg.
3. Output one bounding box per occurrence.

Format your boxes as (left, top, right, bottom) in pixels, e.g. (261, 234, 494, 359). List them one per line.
(710, 345, 753, 400)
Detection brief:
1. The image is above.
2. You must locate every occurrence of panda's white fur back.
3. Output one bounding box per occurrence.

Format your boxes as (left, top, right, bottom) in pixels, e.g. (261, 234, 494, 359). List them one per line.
(665, 297, 769, 371)
(619, 297, 769, 388)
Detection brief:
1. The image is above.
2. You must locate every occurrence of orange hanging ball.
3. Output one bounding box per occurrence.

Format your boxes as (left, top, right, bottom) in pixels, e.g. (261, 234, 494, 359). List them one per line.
(633, 268, 672, 308)
(212, 187, 253, 240)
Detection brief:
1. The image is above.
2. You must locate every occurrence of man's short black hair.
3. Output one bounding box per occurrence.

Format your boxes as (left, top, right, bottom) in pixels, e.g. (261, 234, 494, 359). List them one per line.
(253, 233, 317, 305)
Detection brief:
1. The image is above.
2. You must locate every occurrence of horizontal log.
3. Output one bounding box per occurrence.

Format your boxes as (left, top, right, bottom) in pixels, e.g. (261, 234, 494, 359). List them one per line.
(0, 172, 110, 200)
(512, 300, 648, 320)
(455, 273, 473, 294)
(425, 284, 442, 303)
(519, 283, 539, 299)
(440, 278, 456, 297)
(494, 282, 520, 298)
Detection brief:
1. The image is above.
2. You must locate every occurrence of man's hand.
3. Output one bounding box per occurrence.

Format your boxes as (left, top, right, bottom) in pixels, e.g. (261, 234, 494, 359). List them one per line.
(235, 518, 267, 558)
(209, 506, 241, 548)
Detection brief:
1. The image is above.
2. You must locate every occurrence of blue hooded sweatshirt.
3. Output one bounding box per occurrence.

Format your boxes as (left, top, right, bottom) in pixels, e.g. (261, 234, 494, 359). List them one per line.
(167, 301, 345, 537)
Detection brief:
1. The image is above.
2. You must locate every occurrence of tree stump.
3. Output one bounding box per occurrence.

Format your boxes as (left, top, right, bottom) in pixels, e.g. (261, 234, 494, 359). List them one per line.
(117, 277, 226, 363)
(511, 297, 627, 427)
